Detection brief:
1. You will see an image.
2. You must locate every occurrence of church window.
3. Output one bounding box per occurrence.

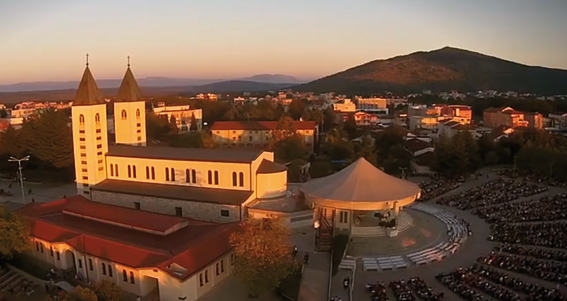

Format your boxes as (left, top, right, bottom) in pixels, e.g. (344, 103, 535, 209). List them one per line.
(79, 138, 86, 142)
(151, 167, 155, 180)
(97, 151, 102, 155)
(221, 260, 224, 272)
(80, 146, 86, 150)
(79, 130, 85, 134)
(208, 171, 212, 184)
(115, 164, 119, 177)
(175, 207, 182, 217)
(137, 136, 142, 141)
(98, 167, 103, 171)
(35, 242, 39, 252)
(199, 274, 203, 287)
(165, 168, 169, 181)
(239, 172, 244, 187)
(82, 176, 88, 180)
(185, 169, 190, 183)
(171, 168, 175, 181)
(205, 270, 209, 283)
(137, 123, 141, 127)
(130, 272, 135, 284)
(89, 259, 93, 271)
(40, 243, 44, 253)
(221, 209, 229, 217)
(102, 263, 106, 275)
(146, 166, 150, 179)
(128, 165, 131, 178)
(216, 263, 219, 275)
(78, 259, 82, 268)
(249, 136, 252, 142)
(98, 159, 103, 164)
(97, 144, 102, 149)
(50, 247, 54, 256)
(191, 170, 196, 183)
(137, 129, 141, 133)
(56, 252, 60, 260)
(80, 153, 86, 157)
(132, 166, 136, 178)
(108, 266, 113, 277)
(95, 113, 101, 125)
(96, 136, 102, 140)
(232, 172, 237, 186)
(122, 270, 127, 282)
(121, 110, 127, 120)
(136, 109, 141, 119)
(214, 171, 219, 185)
(110, 166, 114, 177)
(96, 129, 101, 133)
(79, 114, 85, 125)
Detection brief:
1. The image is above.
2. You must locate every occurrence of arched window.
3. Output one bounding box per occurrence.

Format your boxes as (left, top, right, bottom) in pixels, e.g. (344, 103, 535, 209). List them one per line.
(111, 165, 114, 177)
(128, 165, 132, 178)
(102, 263, 107, 275)
(191, 170, 196, 183)
(130, 271, 135, 284)
(122, 270, 127, 282)
(136, 109, 141, 119)
(132, 166, 137, 178)
(95, 113, 100, 125)
(115, 164, 119, 177)
(171, 168, 175, 181)
(146, 166, 149, 179)
(121, 110, 127, 120)
(205, 270, 209, 283)
(89, 259, 93, 271)
(165, 168, 170, 181)
(79, 114, 85, 125)
(208, 170, 212, 184)
(239, 172, 244, 187)
(214, 171, 219, 185)
(186, 169, 190, 183)
(108, 265, 113, 277)
(151, 167, 155, 180)
(232, 172, 237, 186)
(199, 274, 203, 287)
(40, 243, 43, 253)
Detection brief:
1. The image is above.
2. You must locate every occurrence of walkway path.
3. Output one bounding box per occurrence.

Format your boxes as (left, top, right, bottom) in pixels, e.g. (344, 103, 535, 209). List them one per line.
(291, 228, 331, 301)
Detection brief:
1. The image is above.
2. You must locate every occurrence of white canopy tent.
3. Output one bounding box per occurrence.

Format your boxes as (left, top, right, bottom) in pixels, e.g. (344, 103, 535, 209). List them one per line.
(301, 158, 421, 210)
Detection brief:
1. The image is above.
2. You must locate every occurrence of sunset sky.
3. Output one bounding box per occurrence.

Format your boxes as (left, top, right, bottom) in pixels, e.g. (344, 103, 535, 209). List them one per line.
(1, 0, 566, 84)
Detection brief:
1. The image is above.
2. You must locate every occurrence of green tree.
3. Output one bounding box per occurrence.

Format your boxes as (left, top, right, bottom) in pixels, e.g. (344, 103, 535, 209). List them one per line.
(321, 128, 353, 161)
(268, 116, 307, 161)
(342, 113, 357, 139)
(21, 109, 73, 169)
(189, 113, 198, 131)
(95, 280, 123, 301)
(288, 99, 306, 120)
(146, 113, 172, 141)
(229, 216, 293, 297)
(0, 125, 27, 159)
(66, 287, 98, 301)
(0, 206, 29, 261)
(322, 108, 336, 132)
(352, 135, 377, 165)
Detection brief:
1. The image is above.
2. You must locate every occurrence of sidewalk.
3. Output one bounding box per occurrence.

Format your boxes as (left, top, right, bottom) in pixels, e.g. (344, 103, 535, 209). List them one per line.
(290, 228, 331, 301)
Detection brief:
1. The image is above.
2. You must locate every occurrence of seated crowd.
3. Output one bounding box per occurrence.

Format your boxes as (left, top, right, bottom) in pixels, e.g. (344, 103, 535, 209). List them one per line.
(472, 194, 567, 223)
(494, 244, 567, 262)
(489, 222, 567, 249)
(478, 253, 567, 285)
(436, 178, 547, 210)
(418, 179, 462, 202)
(366, 278, 443, 301)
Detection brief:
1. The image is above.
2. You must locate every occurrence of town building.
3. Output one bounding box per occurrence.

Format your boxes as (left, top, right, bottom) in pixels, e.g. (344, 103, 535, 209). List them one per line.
(483, 107, 542, 128)
(333, 99, 356, 112)
(355, 97, 388, 114)
(152, 105, 203, 132)
(438, 119, 477, 139)
(210, 121, 317, 151)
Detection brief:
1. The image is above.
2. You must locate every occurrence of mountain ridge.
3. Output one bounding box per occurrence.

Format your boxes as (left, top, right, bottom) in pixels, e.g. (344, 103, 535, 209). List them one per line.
(293, 47, 567, 95)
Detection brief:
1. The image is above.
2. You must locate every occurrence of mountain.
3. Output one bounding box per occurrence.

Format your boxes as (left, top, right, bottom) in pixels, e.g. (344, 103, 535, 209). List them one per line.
(238, 74, 303, 84)
(293, 47, 567, 95)
(0, 74, 303, 93)
(189, 80, 294, 93)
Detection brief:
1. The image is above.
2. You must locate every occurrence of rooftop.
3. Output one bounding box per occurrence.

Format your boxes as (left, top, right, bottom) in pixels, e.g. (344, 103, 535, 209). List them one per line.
(115, 67, 143, 102)
(404, 138, 432, 153)
(18, 196, 239, 280)
(211, 121, 317, 131)
(73, 66, 105, 106)
(107, 144, 263, 163)
(257, 159, 287, 174)
(91, 179, 253, 205)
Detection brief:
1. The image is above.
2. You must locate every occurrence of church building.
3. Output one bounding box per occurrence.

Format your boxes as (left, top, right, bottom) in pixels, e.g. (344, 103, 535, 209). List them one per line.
(18, 60, 297, 301)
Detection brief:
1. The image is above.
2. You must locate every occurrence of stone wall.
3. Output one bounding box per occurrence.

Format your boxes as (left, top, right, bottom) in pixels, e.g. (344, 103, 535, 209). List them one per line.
(91, 191, 241, 223)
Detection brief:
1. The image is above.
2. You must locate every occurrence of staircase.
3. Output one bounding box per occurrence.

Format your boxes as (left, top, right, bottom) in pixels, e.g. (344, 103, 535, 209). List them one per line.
(316, 209, 334, 252)
(0, 266, 40, 298)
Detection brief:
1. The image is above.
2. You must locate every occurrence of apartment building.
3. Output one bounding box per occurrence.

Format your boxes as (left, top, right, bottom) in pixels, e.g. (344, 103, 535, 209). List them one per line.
(152, 105, 203, 132)
(483, 107, 542, 129)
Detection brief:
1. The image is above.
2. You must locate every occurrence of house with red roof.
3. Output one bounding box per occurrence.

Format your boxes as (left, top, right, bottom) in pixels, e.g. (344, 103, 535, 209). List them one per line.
(18, 195, 239, 301)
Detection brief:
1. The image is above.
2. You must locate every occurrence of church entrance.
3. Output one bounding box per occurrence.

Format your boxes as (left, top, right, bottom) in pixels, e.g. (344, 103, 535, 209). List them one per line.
(64, 250, 77, 274)
(141, 276, 160, 300)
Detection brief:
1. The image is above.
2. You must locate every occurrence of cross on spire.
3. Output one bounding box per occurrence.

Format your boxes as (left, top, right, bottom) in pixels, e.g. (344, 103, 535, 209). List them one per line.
(127, 56, 130, 68)
(86, 53, 89, 67)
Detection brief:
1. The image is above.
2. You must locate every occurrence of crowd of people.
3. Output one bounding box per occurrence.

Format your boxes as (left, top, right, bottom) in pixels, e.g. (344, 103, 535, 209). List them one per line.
(436, 177, 547, 210)
(477, 253, 567, 285)
(367, 281, 388, 301)
(472, 193, 567, 223)
(418, 179, 462, 202)
(366, 278, 443, 301)
(494, 244, 567, 262)
(489, 222, 567, 249)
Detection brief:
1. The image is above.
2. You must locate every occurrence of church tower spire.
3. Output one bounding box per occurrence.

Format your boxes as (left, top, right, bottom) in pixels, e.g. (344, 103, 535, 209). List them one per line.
(114, 57, 147, 146)
(71, 57, 109, 197)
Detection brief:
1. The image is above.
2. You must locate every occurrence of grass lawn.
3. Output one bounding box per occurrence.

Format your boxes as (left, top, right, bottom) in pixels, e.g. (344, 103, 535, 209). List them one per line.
(9, 253, 51, 281)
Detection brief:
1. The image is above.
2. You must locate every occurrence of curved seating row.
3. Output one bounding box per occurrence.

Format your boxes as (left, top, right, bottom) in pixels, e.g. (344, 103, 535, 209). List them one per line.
(406, 204, 468, 265)
(362, 255, 410, 271)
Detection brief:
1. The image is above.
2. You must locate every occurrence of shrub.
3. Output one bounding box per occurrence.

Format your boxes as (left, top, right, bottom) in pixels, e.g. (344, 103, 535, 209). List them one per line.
(331, 234, 349, 275)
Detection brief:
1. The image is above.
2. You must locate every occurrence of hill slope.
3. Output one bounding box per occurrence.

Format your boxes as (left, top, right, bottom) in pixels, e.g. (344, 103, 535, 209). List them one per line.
(293, 47, 567, 95)
(189, 81, 293, 93)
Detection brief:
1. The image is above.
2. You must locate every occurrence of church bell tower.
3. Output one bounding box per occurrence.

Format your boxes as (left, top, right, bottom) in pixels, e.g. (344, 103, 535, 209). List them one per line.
(71, 55, 109, 197)
(114, 57, 147, 146)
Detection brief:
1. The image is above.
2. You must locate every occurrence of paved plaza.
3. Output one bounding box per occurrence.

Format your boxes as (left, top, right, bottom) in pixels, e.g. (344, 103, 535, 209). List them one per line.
(0, 179, 76, 205)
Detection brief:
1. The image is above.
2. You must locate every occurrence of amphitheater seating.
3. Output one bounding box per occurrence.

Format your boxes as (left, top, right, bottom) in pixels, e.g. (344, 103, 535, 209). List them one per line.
(339, 256, 356, 270)
(363, 256, 410, 271)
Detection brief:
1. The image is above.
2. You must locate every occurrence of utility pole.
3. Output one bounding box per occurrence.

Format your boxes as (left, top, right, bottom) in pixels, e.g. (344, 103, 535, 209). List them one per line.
(9, 156, 30, 204)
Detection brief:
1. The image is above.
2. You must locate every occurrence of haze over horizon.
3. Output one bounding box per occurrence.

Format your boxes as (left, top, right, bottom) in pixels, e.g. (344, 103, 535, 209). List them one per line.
(1, 0, 566, 85)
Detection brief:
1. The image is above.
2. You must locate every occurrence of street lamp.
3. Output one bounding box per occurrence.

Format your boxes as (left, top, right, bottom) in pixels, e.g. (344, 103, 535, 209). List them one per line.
(8, 155, 30, 203)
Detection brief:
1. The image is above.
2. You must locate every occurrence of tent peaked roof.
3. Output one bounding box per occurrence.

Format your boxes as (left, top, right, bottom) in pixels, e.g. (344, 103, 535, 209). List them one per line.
(301, 158, 420, 208)
(116, 67, 143, 102)
(74, 66, 104, 106)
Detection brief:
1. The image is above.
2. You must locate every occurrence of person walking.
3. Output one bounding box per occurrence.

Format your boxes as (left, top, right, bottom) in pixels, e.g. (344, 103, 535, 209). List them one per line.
(292, 246, 298, 259)
(303, 252, 309, 265)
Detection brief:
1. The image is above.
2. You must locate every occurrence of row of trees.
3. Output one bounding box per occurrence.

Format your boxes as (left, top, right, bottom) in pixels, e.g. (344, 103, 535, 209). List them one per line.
(45, 280, 123, 301)
(432, 127, 567, 180)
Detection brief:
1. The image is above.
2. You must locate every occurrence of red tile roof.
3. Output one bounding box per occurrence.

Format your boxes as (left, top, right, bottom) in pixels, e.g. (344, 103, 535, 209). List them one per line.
(211, 121, 316, 131)
(18, 196, 240, 280)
